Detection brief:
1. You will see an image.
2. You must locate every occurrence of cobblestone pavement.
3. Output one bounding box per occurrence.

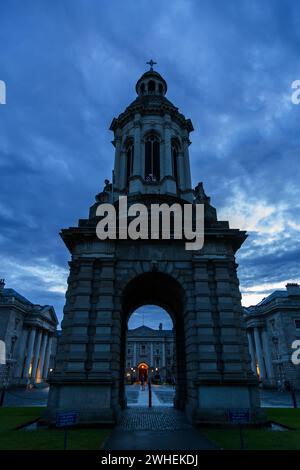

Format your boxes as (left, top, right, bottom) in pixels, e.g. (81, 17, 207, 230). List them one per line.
(118, 407, 192, 430)
(104, 406, 218, 450)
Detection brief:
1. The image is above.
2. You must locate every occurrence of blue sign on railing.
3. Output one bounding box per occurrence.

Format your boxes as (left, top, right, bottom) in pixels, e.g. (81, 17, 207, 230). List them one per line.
(228, 408, 250, 425)
(56, 410, 78, 428)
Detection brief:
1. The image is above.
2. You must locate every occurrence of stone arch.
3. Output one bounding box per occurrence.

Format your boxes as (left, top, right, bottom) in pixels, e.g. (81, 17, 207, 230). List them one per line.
(116, 270, 189, 412)
(142, 129, 162, 141)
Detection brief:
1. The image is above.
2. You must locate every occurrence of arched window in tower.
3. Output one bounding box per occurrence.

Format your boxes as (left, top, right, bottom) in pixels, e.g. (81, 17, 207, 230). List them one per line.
(145, 135, 160, 182)
(148, 80, 156, 93)
(126, 140, 134, 185)
(171, 140, 179, 183)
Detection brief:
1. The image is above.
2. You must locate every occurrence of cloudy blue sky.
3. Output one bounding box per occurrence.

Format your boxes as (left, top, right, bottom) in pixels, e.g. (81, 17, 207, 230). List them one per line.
(0, 0, 299, 329)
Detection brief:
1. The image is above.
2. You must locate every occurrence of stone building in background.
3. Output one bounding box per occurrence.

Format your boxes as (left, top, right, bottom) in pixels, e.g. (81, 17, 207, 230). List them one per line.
(125, 323, 175, 384)
(0, 279, 58, 387)
(244, 283, 300, 390)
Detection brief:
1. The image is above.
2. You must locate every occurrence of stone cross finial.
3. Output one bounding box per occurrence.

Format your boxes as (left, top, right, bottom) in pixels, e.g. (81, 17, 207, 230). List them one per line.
(146, 59, 157, 71)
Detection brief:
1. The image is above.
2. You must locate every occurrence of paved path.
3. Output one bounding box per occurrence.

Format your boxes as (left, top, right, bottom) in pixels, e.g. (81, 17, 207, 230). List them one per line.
(126, 384, 174, 407)
(103, 407, 217, 450)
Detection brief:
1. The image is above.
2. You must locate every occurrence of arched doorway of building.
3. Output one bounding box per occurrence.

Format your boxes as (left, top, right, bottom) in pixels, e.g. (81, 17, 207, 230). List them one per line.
(138, 363, 148, 382)
(119, 272, 187, 410)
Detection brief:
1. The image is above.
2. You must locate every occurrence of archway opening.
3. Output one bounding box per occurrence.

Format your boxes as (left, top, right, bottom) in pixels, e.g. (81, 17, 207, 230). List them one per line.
(138, 362, 148, 382)
(119, 272, 187, 410)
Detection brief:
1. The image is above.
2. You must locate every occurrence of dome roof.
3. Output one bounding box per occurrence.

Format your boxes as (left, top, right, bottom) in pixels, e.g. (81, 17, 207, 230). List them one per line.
(135, 70, 167, 95)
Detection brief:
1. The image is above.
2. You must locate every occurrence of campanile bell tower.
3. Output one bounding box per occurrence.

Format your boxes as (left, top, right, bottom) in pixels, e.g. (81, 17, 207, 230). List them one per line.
(110, 61, 194, 202)
(46, 63, 265, 427)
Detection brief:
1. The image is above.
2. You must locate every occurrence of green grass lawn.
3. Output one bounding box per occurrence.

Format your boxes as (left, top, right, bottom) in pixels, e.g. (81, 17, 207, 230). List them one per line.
(0, 407, 110, 450)
(203, 408, 300, 450)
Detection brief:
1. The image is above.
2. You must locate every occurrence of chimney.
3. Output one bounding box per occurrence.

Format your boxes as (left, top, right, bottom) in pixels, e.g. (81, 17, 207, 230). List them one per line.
(0, 279, 5, 295)
(159, 322, 163, 331)
(286, 283, 300, 296)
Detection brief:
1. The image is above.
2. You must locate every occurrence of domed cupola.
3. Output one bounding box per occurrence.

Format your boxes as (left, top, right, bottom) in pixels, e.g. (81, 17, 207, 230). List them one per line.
(109, 61, 194, 204)
(135, 60, 167, 97)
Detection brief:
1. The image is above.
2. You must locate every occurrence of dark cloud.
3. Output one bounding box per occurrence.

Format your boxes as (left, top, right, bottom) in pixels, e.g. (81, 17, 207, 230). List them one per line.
(0, 0, 299, 322)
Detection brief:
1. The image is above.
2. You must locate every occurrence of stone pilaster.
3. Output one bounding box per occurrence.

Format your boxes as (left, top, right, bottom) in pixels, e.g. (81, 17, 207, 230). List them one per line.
(182, 136, 192, 190)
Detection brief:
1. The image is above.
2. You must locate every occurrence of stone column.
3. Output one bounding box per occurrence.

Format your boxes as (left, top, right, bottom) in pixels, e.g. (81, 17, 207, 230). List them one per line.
(247, 330, 257, 374)
(43, 335, 53, 379)
(177, 151, 186, 190)
(113, 135, 122, 191)
(253, 327, 266, 380)
(23, 328, 36, 379)
(163, 122, 172, 177)
(182, 136, 192, 190)
(14, 329, 28, 379)
(37, 332, 48, 381)
(261, 329, 275, 382)
(133, 116, 141, 176)
(31, 330, 43, 381)
(119, 150, 127, 190)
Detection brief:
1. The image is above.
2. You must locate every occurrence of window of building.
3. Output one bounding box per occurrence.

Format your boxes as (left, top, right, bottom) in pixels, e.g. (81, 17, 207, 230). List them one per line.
(127, 348, 131, 355)
(156, 349, 159, 355)
(145, 135, 160, 182)
(295, 320, 300, 330)
(270, 319, 276, 333)
(148, 80, 155, 92)
(126, 140, 134, 185)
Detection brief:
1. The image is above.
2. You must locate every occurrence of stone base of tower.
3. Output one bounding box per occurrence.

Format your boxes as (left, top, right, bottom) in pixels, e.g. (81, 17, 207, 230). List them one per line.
(191, 381, 266, 426)
(44, 380, 116, 425)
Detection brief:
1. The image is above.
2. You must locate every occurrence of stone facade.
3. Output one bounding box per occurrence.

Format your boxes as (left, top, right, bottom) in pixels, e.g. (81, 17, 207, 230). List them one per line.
(244, 283, 300, 390)
(0, 279, 58, 387)
(45, 66, 264, 425)
(125, 324, 175, 383)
